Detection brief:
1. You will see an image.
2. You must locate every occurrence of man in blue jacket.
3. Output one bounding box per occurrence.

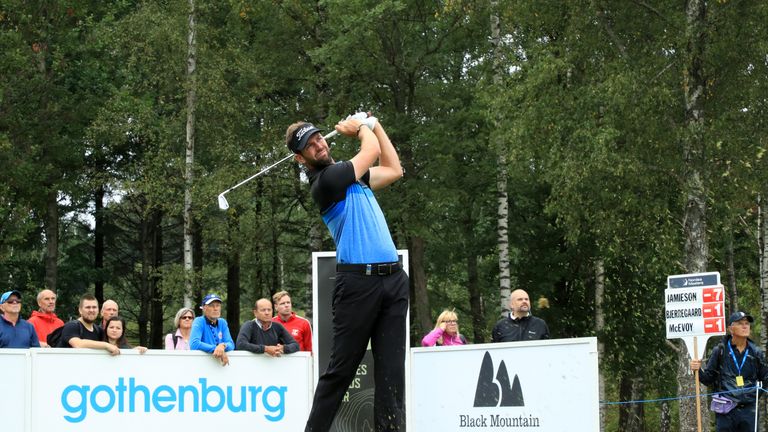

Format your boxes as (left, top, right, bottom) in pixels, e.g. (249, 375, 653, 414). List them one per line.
(190, 293, 234, 366)
(691, 311, 768, 431)
(0, 290, 40, 348)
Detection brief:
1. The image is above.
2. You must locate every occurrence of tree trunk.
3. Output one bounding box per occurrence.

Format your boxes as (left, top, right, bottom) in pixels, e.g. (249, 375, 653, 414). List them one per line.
(725, 228, 738, 311)
(490, 0, 511, 318)
(660, 401, 671, 432)
(182, 0, 197, 308)
(760, 194, 768, 349)
(138, 209, 151, 345)
(94, 186, 105, 304)
(467, 249, 484, 344)
(44, 190, 58, 292)
(226, 211, 241, 339)
(595, 258, 606, 432)
(270, 189, 280, 297)
(619, 376, 646, 432)
(193, 219, 203, 306)
(407, 235, 431, 345)
(304, 222, 323, 321)
(679, 1, 709, 431)
(149, 208, 164, 348)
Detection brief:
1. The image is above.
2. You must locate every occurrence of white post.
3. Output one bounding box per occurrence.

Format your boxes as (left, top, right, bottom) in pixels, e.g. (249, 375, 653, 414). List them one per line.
(754, 381, 760, 432)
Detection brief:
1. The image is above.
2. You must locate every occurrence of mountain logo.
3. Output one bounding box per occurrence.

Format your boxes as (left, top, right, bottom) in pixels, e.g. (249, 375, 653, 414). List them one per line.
(473, 351, 524, 407)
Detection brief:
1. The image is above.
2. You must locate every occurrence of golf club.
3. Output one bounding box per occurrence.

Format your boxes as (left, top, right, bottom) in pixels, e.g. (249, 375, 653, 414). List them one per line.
(217, 130, 339, 210)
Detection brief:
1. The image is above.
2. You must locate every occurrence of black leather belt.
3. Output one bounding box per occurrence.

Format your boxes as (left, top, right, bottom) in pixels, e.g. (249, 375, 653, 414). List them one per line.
(336, 262, 401, 276)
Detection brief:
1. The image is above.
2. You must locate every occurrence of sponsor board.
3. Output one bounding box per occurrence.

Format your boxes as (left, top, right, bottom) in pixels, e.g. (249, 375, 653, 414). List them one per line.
(1, 349, 29, 432)
(312, 250, 410, 432)
(28, 349, 312, 432)
(408, 338, 599, 431)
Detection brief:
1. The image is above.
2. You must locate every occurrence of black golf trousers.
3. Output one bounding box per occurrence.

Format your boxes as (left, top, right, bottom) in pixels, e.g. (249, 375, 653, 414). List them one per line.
(305, 268, 409, 432)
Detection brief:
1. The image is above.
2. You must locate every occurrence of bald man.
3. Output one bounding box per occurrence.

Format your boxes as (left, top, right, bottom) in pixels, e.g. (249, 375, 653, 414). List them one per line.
(27, 289, 64, 347)
(492, 289, 550, 342)
(100, 299, 119, 328)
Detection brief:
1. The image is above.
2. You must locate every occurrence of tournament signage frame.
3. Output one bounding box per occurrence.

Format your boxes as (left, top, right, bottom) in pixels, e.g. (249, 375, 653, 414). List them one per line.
(1, 349, 29, 432)
(312, 250, 410, 432)
(408, 338, 599, 431)
(665, 271, 725, 360)
(665, 271, 725, 432)
(27, 350, 313, 432)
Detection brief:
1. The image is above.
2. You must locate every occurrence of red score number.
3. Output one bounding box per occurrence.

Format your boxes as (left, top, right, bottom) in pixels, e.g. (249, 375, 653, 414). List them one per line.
(702, 286, 724, 303)
(702, 302, 724, 318)
(704, 317, 725, 334)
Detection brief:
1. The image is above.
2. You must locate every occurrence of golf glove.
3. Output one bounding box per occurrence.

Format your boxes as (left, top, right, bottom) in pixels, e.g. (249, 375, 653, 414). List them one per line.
(347, 112, 378, 131)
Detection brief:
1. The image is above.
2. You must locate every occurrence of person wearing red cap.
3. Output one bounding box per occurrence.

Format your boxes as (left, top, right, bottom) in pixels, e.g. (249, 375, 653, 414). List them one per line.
(0, 290, 40, 348)
(286, 114, 408, 432)
(690, 311, 768, 431)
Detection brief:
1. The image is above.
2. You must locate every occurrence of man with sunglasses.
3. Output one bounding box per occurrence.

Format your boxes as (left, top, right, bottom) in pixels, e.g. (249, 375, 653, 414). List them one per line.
(0, 290, 40, 348)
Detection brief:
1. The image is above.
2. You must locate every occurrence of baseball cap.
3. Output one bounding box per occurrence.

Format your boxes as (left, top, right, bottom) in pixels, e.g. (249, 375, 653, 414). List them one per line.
(287, 123, 322, 153)
(0, 290, 22, 304)
(201, 293, 223, 307)
(728, 311, 754, 325)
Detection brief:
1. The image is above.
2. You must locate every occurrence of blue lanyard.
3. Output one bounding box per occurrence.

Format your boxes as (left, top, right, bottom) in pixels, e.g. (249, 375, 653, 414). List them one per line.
(728, 341, 749, 376)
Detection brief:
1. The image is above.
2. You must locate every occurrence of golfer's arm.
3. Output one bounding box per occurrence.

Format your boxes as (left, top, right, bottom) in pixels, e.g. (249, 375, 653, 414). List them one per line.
(368, 122, 403, 190)
(350, 126, 381, 180)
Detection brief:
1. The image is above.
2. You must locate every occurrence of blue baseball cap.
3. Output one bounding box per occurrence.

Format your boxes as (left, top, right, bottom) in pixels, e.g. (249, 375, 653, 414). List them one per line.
(728, 311, 754, 325)
(0, 290, 22, 304)
(200, 293, 223, 307)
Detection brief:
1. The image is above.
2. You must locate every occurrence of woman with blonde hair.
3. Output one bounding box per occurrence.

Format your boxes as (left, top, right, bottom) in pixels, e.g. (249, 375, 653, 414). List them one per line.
(164, 307, 194, 350)
(421, 309, 467, 347)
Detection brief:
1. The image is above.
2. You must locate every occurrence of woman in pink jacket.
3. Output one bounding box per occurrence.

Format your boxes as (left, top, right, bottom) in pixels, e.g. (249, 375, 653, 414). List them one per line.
(421, 309, 467, 346)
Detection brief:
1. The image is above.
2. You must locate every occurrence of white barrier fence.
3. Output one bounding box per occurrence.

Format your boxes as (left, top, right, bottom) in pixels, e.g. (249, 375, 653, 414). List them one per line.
(4, 337, 599, 432)
(3, 349, 313, 432)
(408, 337, 599, 431)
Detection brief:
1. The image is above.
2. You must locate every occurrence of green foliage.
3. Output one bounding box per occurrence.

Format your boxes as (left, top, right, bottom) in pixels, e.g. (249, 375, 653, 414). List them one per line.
(2, 1, 768, 427)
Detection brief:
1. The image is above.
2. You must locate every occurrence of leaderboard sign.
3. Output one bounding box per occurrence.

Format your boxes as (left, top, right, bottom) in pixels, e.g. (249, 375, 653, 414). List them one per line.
(665, 272, 725, 354)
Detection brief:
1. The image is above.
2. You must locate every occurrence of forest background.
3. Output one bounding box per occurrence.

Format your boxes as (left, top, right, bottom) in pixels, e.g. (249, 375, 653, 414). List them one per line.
(2, 1, 768, 431)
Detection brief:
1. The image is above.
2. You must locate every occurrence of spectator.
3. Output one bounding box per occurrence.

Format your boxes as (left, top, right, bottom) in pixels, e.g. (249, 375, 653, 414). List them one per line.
(0, 290, 40, 348)
(492, 289, 550, 342)
(190, 293, 234, 366)
(165, 307, 194, 350)
(272, 291, 312, 352)
(421, 309, 467, 347)
(60, 294, 119, 355)
(100, 299, 119, 328)
(691, 311, 768, 431)
(27, 289, 64, 347)
(103, 316, 147, 354)
(237, 298, 299, 356)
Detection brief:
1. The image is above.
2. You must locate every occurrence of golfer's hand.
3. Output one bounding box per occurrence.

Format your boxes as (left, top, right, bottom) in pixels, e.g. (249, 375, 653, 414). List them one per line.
(335, 118, 365, 137)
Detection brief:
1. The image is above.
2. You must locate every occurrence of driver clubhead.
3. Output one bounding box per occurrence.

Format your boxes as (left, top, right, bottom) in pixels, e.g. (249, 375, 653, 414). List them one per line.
(217, 193, 230, 210)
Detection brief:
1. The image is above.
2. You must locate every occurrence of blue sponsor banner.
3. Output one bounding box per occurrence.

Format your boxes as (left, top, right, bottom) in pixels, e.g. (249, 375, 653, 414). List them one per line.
(26, 349, 312, 432)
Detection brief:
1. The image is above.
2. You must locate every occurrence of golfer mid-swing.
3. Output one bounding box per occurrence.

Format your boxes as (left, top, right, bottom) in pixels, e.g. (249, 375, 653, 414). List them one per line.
(286, 113, 408, 432)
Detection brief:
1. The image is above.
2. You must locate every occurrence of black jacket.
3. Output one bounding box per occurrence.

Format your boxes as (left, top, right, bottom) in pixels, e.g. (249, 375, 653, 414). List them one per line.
(491, 313, 550, 342)
(699, 335, 768, 405)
